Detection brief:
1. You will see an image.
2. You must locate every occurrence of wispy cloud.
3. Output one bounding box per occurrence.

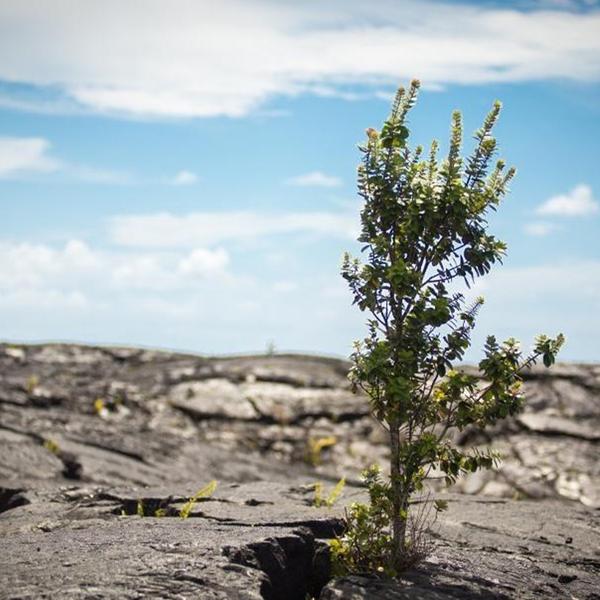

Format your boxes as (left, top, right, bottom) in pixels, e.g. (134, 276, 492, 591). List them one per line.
(0, 137, 60, 177)
(462, 259, 600, 361)
(536, 184, 599, 216)
(170, 170, 199, 186)
(469, 261, 600, 309)
(0, 135, 134, 184)
(0, 1, 599, 119)
(0, 135, 197, 185)
(108, 211, 359, 247)
(285, 171, 342, 188)
(523, 221, 561, 236)
(62, 164, 134, 185)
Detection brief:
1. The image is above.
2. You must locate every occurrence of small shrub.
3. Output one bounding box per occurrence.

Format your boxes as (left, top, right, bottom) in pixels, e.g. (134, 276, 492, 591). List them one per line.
(330, 466, 433, 576)
(338, 79, 564, 576)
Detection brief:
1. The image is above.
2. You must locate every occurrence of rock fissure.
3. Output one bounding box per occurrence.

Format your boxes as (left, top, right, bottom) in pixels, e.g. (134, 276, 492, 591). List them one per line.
(224, 527, 331, 600)
(65, 436, 147, 463)
(515, 417, 600, 441)
(0, 487, 30, 514)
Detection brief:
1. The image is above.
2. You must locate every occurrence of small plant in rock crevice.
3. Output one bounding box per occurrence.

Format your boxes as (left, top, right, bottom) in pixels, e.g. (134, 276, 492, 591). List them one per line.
(305, 436, 337, 467)
(312, 477, 346, 508)
(122, 481, 218, 519)
(25, 375, 39, 394)
(332, 79, 564, 577)
(179, 480, 218, 519)
(42, 438, 60, 455)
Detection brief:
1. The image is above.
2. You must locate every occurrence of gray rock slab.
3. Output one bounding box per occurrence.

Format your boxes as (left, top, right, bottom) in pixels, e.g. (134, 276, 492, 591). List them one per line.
(1, 341, 599, 504)
(1, 343, 600, 598)
(321, 495, 600, 599)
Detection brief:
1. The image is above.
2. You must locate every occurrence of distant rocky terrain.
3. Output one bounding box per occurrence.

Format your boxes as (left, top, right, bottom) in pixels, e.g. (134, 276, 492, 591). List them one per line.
(1, 343, 599, 599)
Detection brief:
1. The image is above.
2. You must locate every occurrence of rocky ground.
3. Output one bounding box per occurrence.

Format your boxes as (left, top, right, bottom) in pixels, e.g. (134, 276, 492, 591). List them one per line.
(1, 343, 599, 598)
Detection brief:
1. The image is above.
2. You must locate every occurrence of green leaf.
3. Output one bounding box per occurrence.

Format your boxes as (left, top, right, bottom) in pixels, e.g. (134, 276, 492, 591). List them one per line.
(179, 480, 218, 519)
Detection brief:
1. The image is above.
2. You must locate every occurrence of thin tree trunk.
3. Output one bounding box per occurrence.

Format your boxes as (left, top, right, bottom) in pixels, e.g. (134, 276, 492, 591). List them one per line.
(389, 422, 407, 570)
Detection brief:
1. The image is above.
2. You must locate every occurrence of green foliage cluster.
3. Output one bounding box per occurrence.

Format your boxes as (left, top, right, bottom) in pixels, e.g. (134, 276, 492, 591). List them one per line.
(330, 466, 396, 576)
(334, 80, 564, 576)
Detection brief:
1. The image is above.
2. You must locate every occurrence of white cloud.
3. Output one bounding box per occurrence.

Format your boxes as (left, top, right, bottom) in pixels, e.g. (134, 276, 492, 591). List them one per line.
(0, 137, 195, 186)
(0, 239, 231, 299)
(0, 1, 599, 118)
(523, 221, 561, 236)
(0, 135, 135, 183)
(62, 240, 102, 269)
(460, 260, 600, 362)
(285, 171, 342, 188)
(0, 137, 60, 177)
(179, 248, 229, 277)
(109, 211, 359, 247)
(0, 288, 88, 310)
(536, 184, 599, 217)
(470, 261, 600, 302)
(171, 170, 199, 186)
(110, 254, 178, 291)
(0, 237, 361, 355)
(63, 164, 133, 185)
(0, 240, 102, 290)
(1, 237, 597, 360)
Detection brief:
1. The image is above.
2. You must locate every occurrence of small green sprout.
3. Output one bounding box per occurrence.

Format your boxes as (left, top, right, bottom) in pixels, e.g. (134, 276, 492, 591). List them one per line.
(179, 480, 218, 519)
(43, 438, 60, 455)
(25, 375, 39, 394)
(313, 477, 346, 508)
(305, 436, 337, 467)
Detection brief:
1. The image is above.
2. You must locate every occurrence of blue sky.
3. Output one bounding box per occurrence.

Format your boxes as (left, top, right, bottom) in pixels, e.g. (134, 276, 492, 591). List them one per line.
(0, 0, 599, 361)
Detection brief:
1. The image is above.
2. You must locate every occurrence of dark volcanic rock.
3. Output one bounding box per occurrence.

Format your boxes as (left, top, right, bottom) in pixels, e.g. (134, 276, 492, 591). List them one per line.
(1, 343, 599, 598)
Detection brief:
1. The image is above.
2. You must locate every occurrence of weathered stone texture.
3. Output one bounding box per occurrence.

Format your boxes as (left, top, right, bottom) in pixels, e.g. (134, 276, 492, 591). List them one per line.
(1, 343, 598, 598)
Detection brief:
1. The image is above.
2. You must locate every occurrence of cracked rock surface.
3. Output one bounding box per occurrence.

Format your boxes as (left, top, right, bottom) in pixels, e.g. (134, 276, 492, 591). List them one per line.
(1, 343, 599, 598)
(322, 495, 600, 599)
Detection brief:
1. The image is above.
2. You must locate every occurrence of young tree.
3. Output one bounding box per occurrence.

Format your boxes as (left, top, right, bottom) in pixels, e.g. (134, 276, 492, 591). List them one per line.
(334, 80, 564, 575)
